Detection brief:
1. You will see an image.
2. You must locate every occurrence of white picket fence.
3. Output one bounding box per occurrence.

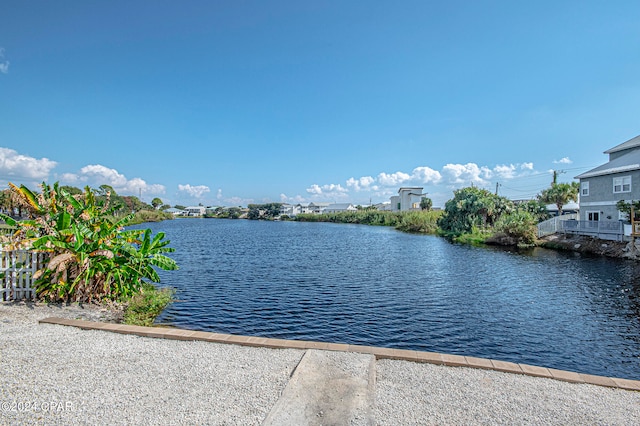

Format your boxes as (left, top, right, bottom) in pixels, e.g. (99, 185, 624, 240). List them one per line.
(0, 250, 49, 301)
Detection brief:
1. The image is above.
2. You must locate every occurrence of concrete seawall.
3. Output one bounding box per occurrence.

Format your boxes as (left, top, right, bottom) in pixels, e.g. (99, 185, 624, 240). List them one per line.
(2, 303, 639, 424)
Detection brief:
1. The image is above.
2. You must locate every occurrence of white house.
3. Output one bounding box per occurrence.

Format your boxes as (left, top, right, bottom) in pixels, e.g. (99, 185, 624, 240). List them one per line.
(390, 187, 426, 211)
(324, 203, 358, 213)
(308, 202, 330, 214)
(280, 204, 301, 217)
(185, 206, 206, 217)
(165, 207, 186, 216)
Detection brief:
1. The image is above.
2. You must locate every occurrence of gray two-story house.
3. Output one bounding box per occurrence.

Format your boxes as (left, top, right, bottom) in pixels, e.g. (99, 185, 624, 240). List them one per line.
(576, 135, 640, 222)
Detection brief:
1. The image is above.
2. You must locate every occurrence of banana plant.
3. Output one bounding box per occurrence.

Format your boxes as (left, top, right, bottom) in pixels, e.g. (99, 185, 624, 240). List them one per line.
(1, 182, 178, 302)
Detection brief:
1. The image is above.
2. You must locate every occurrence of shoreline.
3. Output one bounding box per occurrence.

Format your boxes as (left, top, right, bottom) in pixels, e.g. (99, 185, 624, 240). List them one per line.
(537, 234, 632, 259)
(1, 302, 639, 424)
(3, 300, 638, 384)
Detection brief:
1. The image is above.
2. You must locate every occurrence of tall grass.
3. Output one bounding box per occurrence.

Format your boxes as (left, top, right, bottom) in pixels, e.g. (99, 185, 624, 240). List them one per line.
(395, 211, 442, 233)
(123, 283, 175, 326)
(127, 209, 175, 225)
(296, 210, 443, 234)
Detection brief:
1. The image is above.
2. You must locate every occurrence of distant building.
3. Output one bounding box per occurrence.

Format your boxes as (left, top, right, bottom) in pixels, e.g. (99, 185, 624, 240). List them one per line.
(165, 207, 186, 216)
(324, 203, 358, 213)
(308, 202, 331, 214)
(374, 202, 391, 211)
(185, 206, 206, 217)
(390, 187, 426, 211)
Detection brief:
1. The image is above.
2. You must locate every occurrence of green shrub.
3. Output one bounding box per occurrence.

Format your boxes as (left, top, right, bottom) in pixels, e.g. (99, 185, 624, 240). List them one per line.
(438, 186, 514, 237)
(451, 226, 493, 245)
(395, 211, 442, 233)
(0, 182, 178, 303)
(123, 283, 174, 326)
(493, 210, 538, 245)
(129, 209, 175, 225)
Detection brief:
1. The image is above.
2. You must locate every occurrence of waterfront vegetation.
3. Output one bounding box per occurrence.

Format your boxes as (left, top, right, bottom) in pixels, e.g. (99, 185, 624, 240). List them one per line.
(0, 182, 178, 304)
(296, 209, 442, 234)
(437, 186, 545, 247)
(129, 209, 175, 225)
(123, 282, 175, 326)
(198, 182, 570, 248)
(292, 186, 551, 247)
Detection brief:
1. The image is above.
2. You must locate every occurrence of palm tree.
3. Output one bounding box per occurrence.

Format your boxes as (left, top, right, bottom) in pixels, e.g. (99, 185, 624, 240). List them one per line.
(537, 182, 579, 216)
(420, 197, 432, 211)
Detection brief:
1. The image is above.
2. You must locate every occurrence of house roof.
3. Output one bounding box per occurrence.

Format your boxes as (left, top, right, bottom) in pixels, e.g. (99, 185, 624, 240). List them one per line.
(398, 187, 423, 193)
(165, 208, 184, 213)
(325, 203, 355, 210)
(604, 134, 640, 154)
(575, 148, 640, 179)
(546, 202, 579, 212)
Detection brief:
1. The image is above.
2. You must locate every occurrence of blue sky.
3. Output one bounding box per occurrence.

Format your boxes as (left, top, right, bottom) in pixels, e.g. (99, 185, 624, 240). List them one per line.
(1, 1, 639, 207)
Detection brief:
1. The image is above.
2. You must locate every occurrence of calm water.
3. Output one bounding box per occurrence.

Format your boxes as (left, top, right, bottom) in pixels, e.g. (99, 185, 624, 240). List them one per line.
(135, 219, 640, 379)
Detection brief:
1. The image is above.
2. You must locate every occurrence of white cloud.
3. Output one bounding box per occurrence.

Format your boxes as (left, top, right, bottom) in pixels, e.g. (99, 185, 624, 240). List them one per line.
(60, 164, 165, 195)
(58, 172, 81, 183)
(306, 160, 539, 205)
(306, 184, 323, 195)
(178, 184, 210, 198)
(493, 164, 517, 179)
(79, 164, 127, 187)
(306, 183, 349, 201)
(492, 162, 537, 179)
(346, 176, 375, 191)
(0, 147, 57, 181)
(126, 177, 165, 195)
(217, 189, 223, 200)
(306, 183, 348, 195)
(411, 166, 442, 184)
(0, 48, 8, 74)
(442, 163, 492, 185)
(225, 196, 254, 206)
(554, 157, 573, 164)
(280, 193, 307, 203)
(377, 171, 411, 186)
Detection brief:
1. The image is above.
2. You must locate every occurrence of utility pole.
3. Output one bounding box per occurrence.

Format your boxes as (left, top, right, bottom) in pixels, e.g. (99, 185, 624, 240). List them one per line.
(495, 182, 500, 195)
(552, 170, 566, 184)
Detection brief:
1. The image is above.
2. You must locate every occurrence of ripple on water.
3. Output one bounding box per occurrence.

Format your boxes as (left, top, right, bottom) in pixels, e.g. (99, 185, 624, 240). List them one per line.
(131, 219, 640, 380)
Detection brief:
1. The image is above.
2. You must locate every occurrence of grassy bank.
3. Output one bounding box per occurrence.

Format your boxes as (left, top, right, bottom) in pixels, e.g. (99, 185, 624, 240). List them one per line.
(126, 210, 175, 226)
(123, 283, 175, 326)
(296, 210, 443, 234)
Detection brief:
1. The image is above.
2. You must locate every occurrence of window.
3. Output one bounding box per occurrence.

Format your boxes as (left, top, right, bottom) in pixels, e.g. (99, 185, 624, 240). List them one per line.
(581, 181, 589, 196)
(613, 176, 631, 193)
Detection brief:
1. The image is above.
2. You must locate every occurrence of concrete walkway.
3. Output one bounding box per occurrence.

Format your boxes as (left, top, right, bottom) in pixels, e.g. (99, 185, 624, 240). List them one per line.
(1, 306, 639, 425)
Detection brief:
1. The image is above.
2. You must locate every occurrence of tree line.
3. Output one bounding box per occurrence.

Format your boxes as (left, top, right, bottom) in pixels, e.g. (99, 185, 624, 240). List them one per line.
(297, 182, 580, 247)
